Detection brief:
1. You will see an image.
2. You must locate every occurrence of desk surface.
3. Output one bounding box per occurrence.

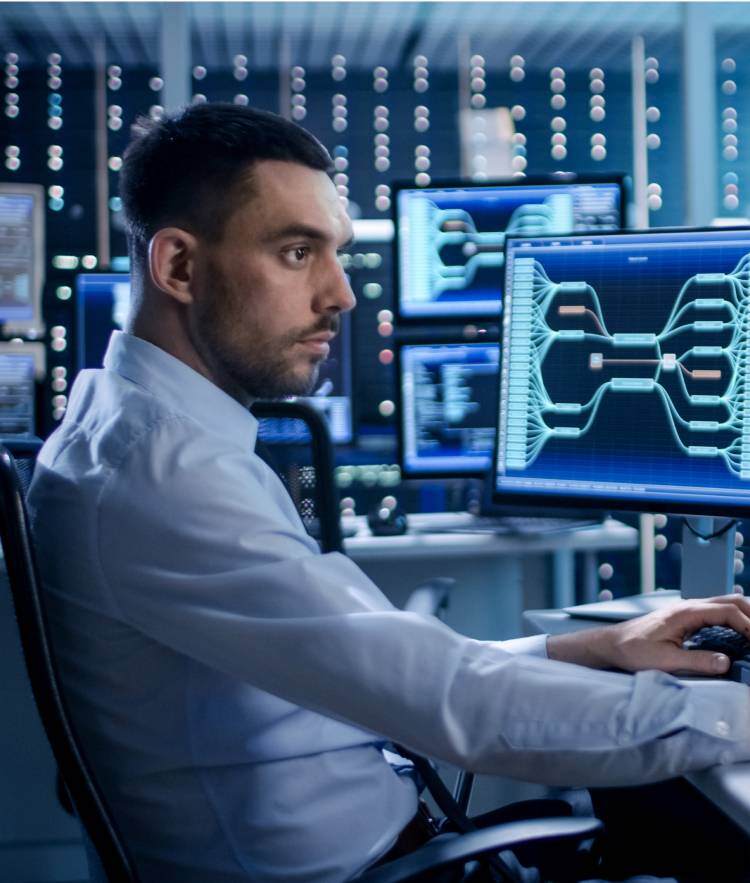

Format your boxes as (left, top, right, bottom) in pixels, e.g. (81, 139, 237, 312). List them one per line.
(524, 603, 750, 838)
(687, 764, 750, 837)
(343, 513, 638, 561)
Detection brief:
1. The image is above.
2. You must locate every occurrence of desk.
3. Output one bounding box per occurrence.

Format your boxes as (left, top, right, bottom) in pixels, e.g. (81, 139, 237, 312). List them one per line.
(344, 514, 638, 611)
(523, 604, 750, 839)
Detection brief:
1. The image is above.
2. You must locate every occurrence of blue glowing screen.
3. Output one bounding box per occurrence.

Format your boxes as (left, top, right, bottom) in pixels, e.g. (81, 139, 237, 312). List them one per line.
(495, 228, 750, 513)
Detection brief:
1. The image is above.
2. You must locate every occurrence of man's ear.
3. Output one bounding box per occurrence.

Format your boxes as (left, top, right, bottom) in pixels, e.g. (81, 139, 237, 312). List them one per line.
(147, 227, 199, 305)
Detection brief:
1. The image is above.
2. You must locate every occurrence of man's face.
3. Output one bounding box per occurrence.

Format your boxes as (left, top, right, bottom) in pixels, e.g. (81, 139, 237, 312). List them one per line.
(188, 160, 356, 402)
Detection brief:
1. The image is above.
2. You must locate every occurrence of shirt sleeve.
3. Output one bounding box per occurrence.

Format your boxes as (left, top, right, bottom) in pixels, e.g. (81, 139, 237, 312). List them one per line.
(95, 418, 750, 788)
(500, 634, 549, 658)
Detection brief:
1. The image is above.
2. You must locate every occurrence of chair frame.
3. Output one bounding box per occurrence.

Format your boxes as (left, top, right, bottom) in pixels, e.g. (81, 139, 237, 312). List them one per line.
(252, 399, 344, 554)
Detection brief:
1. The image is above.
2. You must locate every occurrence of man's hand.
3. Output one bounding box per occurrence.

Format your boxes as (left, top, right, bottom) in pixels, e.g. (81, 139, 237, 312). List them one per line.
(547, 594, 750, 676)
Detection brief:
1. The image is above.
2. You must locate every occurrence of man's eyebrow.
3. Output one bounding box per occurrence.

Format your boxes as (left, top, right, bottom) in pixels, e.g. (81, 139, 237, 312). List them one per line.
(261, 224, 331, 244)
(260, 224, 354, 251)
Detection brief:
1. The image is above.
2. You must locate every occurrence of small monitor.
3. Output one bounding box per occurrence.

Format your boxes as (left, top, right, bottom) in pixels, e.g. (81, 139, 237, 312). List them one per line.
(494, 226, 750, 517)
(76, 272, 354, 443)
(394, 175, 626, 322)
(76, 272, 132, 369)
(0, 345, 41, 437)
(398, 340, 499, 476)
(0, 183, 45, 332)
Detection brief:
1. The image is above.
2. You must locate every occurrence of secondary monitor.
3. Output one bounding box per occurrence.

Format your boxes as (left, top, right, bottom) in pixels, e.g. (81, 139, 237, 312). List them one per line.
(0, 344, 41, 437)
(394, 175, 626, 322)
(0, 183, 45, 332)
(494, 227, 750, 518)
(75, 272, 354, 443)
(398, 340, 499, 476)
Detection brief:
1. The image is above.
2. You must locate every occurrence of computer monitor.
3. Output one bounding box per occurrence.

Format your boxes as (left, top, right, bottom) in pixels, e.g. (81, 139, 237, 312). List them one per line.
(398, 340, 499, 476)
(76, 272, 354, 443)
(494, 219, 750, 562)
(0, 343, 43, 437)
(394, 174, 626, 322)
(0, 183, 45, 334)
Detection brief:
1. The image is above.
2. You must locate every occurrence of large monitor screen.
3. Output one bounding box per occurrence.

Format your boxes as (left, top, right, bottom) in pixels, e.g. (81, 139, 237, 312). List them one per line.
(76, 273, 354, 443)
(0, 184, 44, 328)
(394, 175, 625, 322)
(398, 341, 499, 476)
(494, 227, 750, 517)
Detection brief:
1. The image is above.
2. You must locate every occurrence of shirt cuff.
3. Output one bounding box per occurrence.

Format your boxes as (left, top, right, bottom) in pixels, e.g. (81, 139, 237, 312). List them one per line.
(499, 633, 549, 659)
(683, 678, 750, 764)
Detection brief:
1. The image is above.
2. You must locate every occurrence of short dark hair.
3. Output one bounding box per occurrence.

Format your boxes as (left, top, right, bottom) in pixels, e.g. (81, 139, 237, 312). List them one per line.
(120, 102, 332, 268)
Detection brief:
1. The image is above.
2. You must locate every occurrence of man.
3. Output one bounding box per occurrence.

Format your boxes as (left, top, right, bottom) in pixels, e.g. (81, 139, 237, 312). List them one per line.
(28, 103, 750, 882)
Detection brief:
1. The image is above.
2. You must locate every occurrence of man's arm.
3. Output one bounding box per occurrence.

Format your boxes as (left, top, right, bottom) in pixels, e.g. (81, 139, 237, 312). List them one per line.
(548, 594, 750, 675)
(92, 421, 750, 786)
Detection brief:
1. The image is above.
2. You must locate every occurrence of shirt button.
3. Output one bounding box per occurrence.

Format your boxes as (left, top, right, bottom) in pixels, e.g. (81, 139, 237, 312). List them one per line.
(715, 720, 731, 738)
(719, 750, 733, 765)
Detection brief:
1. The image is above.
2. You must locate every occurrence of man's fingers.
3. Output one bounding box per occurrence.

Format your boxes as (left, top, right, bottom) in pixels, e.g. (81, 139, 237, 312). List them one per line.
(668, 648, 732, 676)
(672, 601, 750, 638)
(706, 593, 750, 612)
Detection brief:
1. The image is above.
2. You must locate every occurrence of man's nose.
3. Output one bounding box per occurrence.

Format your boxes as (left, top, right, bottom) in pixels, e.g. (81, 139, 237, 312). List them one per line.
(321, 260, 357, 314)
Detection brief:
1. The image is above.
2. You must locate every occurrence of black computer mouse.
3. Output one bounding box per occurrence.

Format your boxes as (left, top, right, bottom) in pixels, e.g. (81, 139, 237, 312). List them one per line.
(367, 504, 409, 536)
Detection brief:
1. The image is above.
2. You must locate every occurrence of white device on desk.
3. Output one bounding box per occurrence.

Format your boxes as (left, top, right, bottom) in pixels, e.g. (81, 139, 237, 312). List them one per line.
(494, 226, 750, 604)
(563, 589, 682, 622)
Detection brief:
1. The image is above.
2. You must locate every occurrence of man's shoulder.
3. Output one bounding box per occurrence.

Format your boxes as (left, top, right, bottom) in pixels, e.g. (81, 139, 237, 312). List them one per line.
(37, 368, 201, 483)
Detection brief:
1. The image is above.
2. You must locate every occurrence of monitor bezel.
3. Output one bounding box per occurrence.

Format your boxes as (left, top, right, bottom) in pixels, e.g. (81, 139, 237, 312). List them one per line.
(391, 172, 629, 326)
(492, 224, 750, 518)
(0, 182, 46, 335)
(395, 335, 501, 479)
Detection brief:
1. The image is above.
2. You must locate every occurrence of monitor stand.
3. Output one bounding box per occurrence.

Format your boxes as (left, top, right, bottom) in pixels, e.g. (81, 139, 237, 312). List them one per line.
(680, 516, 737, 599)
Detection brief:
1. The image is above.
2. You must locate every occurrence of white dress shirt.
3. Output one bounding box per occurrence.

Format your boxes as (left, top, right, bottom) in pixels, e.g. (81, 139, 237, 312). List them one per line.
(28, 331, 750, 883)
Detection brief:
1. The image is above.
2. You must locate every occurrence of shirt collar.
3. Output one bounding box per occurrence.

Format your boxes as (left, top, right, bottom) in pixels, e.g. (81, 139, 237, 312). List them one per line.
(103, 331, 258, 448)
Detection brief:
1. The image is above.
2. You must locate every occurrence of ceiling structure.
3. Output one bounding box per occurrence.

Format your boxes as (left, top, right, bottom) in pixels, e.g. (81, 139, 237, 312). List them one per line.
(0, 2, 748, 72)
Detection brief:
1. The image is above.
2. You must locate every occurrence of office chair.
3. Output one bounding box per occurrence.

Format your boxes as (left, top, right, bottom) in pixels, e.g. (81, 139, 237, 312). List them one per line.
(0, 440, 139, 882)
(252, 399, 344, 554)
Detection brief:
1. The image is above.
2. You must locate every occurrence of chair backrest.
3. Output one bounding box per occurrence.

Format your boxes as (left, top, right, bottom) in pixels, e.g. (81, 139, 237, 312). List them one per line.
(251, 400, 344, 554)
(0, 441, 139, 882)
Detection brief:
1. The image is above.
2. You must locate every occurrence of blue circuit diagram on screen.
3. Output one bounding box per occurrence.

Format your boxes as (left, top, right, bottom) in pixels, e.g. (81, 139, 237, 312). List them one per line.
(404, 192, 573, 306)
(502, 252, 750, 479)
(397, 182, 622, 319)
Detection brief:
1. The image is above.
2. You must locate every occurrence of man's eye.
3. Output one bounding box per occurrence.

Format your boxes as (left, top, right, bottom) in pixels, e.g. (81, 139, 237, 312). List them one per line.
(284, 246, 310, 265)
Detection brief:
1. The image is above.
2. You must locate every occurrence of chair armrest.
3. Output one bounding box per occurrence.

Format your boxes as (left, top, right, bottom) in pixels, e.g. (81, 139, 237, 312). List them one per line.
(359, 816, 602, 883)
(402, 578, 454, 619)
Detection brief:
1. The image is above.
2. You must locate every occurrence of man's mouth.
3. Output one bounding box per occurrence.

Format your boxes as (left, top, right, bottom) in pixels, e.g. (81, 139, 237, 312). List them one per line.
(297, 333, 333, 356)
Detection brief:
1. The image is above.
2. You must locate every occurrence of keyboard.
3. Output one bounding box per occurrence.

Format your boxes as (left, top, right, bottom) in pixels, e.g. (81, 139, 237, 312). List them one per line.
(684, 625, 750, 684)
